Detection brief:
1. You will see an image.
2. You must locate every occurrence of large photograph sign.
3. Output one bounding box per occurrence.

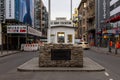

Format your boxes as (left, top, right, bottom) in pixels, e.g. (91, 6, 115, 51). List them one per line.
(5, 0, 15, 19)
(19, 0, 34, 27)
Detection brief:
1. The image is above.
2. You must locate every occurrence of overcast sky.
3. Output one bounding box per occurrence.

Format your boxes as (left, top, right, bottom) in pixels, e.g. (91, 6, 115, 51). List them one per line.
(43, 0, 81, 20)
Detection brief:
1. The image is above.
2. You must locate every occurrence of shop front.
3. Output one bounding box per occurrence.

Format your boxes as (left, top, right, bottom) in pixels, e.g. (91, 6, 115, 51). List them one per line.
(6, 25, 42, 50)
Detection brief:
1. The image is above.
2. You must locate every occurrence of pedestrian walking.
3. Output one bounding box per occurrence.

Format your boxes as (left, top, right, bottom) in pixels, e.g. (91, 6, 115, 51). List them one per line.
(115, 41, 120, 54)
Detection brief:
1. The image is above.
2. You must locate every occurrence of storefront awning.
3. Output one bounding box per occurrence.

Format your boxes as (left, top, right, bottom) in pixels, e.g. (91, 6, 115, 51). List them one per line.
(106, 15, 120, 23)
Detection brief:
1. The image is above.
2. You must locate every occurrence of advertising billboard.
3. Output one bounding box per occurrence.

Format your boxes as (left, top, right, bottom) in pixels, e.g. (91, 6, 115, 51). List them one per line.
(15, 0, 20, 20)
(5, 0, 34, 27)
(5, 0, 15, 19)
(19, 0, 34, 27)
(7, 25, 27, 34)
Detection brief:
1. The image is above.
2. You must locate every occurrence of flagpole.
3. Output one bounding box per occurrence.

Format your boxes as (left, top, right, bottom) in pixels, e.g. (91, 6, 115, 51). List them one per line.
(48, 0, 51, 43)
(71, 0, 72, 20)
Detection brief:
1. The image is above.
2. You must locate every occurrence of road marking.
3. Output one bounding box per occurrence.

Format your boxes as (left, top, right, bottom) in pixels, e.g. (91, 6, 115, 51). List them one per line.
(109, 79, 113, 80)
(105, 72, 109, 76)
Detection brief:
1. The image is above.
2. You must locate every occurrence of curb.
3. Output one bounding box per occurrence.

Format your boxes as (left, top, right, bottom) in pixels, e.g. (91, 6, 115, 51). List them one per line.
(17, 57, 105, 72)
(0, 51, 21, 57)
(17, 67, 105, 72)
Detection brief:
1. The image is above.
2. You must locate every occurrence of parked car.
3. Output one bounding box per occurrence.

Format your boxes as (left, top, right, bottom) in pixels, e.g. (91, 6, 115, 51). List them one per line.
(77, 41, 90, 49)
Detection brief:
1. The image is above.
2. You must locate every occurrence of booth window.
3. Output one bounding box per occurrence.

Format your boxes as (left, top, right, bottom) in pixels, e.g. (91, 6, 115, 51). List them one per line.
(57, 32, 65, 43)
(68, 34, 72, 43)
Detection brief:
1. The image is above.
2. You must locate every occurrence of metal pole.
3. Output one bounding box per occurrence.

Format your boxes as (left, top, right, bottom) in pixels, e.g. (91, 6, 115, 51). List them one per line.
(7, 34, 8, 53)
(71, 0, 72, 20)
(115, 23, 119, 55)
(108, 38, 111, 52)
(0, 23, 3, 54)
(18, 36, 20, 50)
(26, 25, 28, 44)
(108, 21, 111, 52)
(47, 0, 51, 43)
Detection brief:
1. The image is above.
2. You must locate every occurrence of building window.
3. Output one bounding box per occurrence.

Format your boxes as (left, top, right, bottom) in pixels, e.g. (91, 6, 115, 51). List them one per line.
(110, 0, 120, 11)
(83, 11, 85, 16)
(57, 32, 65, 43)
(67, 34, 72, 43)
(84, 3, 87, 8)
(83, 19, 85, 25)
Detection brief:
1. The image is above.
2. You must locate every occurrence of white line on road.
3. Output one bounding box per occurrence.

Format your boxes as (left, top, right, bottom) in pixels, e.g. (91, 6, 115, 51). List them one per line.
(105, 72, 109, 76)
(109, 78, 114, 80)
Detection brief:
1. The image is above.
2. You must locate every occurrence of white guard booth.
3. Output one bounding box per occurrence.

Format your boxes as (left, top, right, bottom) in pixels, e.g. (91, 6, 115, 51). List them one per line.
(49, 17, 75, 44)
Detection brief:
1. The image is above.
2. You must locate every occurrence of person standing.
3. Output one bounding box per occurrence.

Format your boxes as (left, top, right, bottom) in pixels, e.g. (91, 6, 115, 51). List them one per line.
(109, 40, 113, 52)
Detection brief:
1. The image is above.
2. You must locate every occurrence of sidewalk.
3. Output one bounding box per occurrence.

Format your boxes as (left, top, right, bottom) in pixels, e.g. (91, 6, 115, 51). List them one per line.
(91, 47, 120, 56)
(0, 51, 20, 57)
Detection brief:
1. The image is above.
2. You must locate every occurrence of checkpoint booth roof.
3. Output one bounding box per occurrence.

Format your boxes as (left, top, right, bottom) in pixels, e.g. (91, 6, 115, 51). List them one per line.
(48, 17, 75, 44)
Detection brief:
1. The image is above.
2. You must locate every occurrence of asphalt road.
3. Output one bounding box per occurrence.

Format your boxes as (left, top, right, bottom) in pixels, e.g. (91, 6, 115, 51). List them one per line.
(84, 50, 120, 80)
(0, 50, 119, 80)
(0, 51, 39, 75)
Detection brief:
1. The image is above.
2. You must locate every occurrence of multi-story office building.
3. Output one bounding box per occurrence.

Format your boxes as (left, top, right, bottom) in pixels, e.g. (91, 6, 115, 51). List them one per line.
(41, 6, 48, 37)
(0, 0, 45, 50)
(78, 0, 95, 46)
(0, 0, 5, 23)
(109, 0, 120, 41)
(86, 0, 95, 46)
(96, 0, 120, 47)
(0, 0, 5, 50)
(34, 0, 41, 30)
(35, 0, 48, 38)
(78, 0, 88, 41)
(95, 0, 110, 47)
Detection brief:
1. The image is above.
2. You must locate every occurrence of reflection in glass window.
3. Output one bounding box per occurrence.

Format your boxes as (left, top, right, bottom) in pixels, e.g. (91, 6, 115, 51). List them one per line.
(57, 32, 65, 43)
(68, 35, 72, 43)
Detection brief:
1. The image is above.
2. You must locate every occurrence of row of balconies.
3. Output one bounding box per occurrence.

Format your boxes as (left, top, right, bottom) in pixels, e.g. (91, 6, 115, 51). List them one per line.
(78, 0, 95, 36)
(0, 2, 5, 22)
